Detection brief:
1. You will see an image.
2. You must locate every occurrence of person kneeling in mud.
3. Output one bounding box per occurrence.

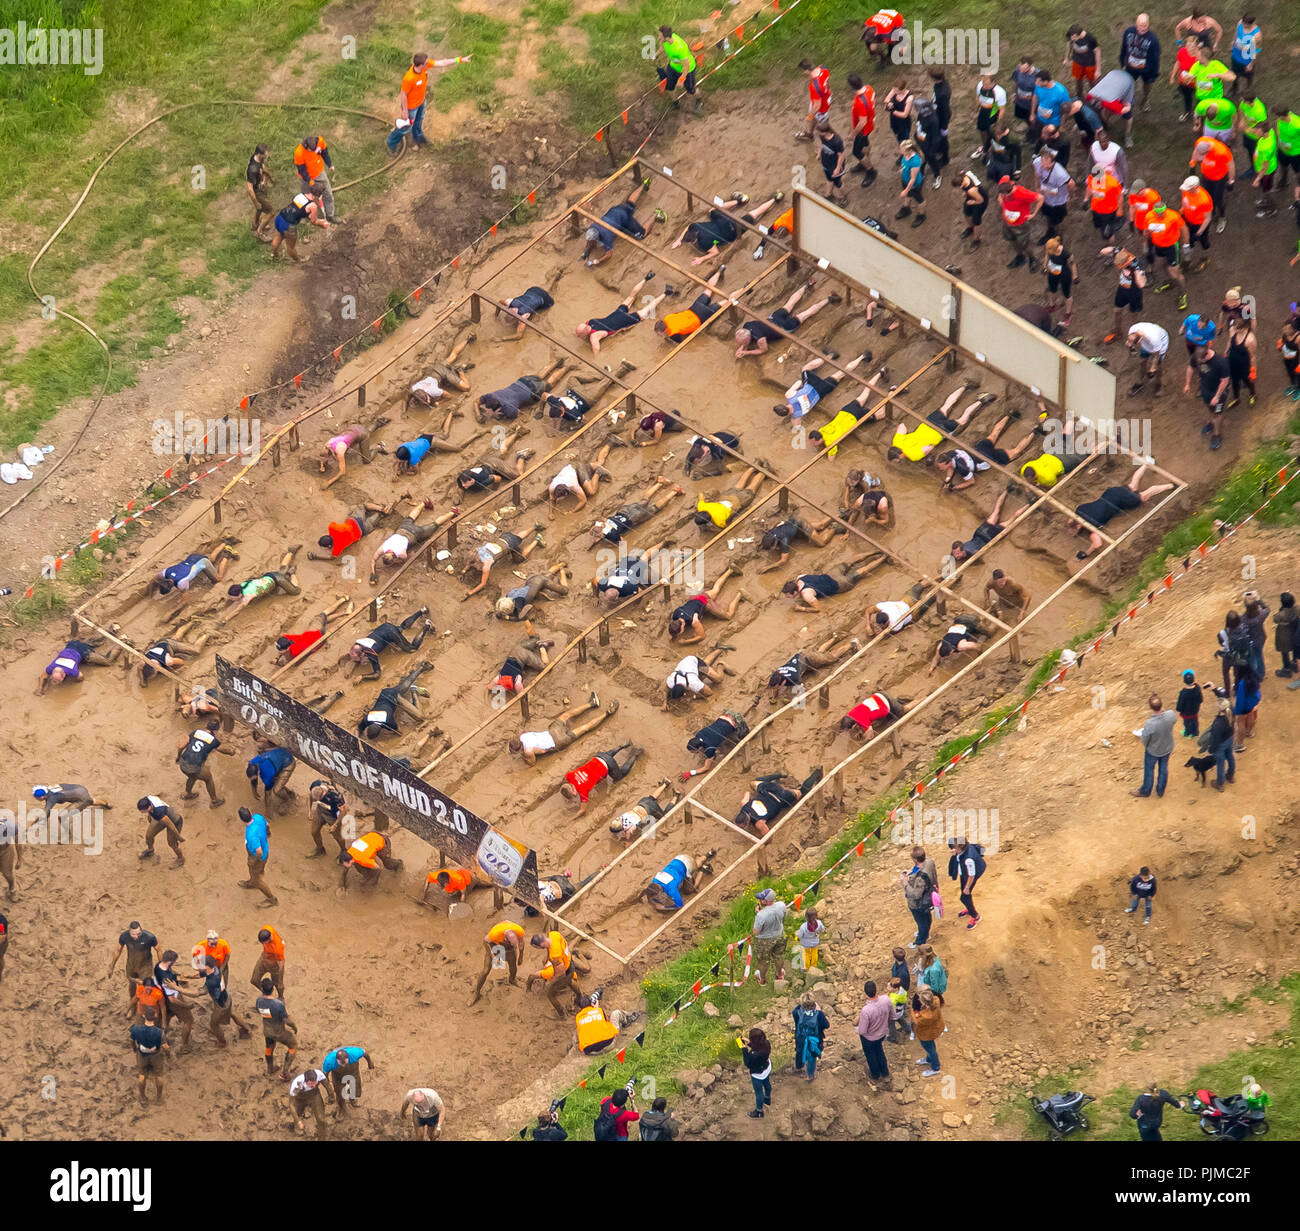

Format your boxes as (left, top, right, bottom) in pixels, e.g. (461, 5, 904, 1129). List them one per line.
(560, 743, 644, 815)
(683, 431, 743, 479)
(137, 637, 202, 687)
(339, 830, 403, 891)
(583, 478, 684, 549)
(509, 693, 619, 765)
(609, 779, 678, 843)
(645, 850, 717, 912)
(526, 929, 588, 1018)
(781, 552, 885, 612)
(928, 616, 986, 673)
(357, 662, 434, 741)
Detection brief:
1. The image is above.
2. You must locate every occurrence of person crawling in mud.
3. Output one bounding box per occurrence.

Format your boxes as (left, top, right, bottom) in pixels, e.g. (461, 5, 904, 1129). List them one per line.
(663, 647, 733, 707)
(837, 691, 915, 740)
(475, 360, 570, 423)
(37, 628, 121, 694)
(751, 636, 860, 711)
(368, 508, 458, 585)
(337, 608, 433, 681)
(357, 662, 434, 741)
(149, 541, 239, 596)
(756, 513, 843, 571)
(780, 552, 886, 612)
(497, 272, 561, 338)
(488, 625, 555, 697)
(509, 693, 619, 765)
(454, 440, 532, 493)
(494, 568, 568, 621)
(221, 546, 302, 624)
(559, 742, 644, 815)
(460, 527, 546, 598)
(584, 478, 684, 549)
(319, 417, 389, 490)
(137, 637, 202, 687)
(682, 431, 742, 479)
(645, 849, 717, 912)
(608, 779, 678, 843)
(575, 271, 674, 355)
(692, 464, 770, 531)
(593, 540, 674, 605)
(667, 566, 745, 642)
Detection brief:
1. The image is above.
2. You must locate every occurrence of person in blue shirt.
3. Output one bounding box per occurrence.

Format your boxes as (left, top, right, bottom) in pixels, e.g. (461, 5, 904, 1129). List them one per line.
(1032, 69, 1071, 133)
(322, 1044, 375, 1114)
(1179, 312, 1217, 394)
(129, 1010, 169, 1105)
(238, 806, 278, 906)
(897, 138, 926, 227)
(246, 746, 296, 808)
(645, 850, 715, 912)
(1229, 16, 1261, 95)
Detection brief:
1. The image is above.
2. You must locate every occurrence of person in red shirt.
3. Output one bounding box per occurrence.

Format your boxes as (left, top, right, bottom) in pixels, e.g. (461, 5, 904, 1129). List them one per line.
(597, 1088, 640, 1140)
(273, 592, 355, 665)
(560, 743, 643, 815)
(1190, 136, 1235, 232)
(796, 59, 832, 140)
(385, 51, 471, 153)
(848, 71, 878, 184)
(1169, 35, 1199, 121)
(308, 500, 398, 564)
(997, 176, 1044, 267)
(861, 8, 905, 70)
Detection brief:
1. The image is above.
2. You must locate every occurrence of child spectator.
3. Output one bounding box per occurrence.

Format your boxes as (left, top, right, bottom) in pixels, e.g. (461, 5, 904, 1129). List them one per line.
(1176, 669, 1204, 736)
(1125, 866, 1157, 924)
(796, 907, 826, 970)
(886, 976, 910, 1042)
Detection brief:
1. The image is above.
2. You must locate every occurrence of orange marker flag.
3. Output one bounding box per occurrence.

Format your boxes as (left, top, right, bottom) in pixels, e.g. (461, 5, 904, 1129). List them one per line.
(616, 1048, 626, 1064)
(735, 25, 744, 40)
(162, 467, 173, 480)
(791, 893, 803, 910)
(579, 1079, 587, 1089)
(412, 286, 422, 301)
(855, 841, 864, 856)
(621, 109, 628, 124)
(452, 255, 460, 269)
(239, 396, 249, 410)
(527, 190, 536, 204)
(490, 223, 498, 235)
(594, 127, 604, 141)
(332, 346, 343, 362)
(293, 372, 303, 389)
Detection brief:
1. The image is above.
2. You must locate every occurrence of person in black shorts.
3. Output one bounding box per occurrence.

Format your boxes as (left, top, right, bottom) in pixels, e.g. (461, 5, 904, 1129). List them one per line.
(685, 710, 750, 772)
(581, 175, 662, 266)
(1042, 236, 1079, 325)
(957, 170, 989, 245)
(593, 541, 673, 606)
(753, 637, 859, 711)
(782, 553, 884, 612)
(928, 616, 986, 672)
(357, 662, 433, 740)
(495, 570, 569, 621)
(756, 513, 841, 571)
(732, 769, 823, 875)
(246, 144, 275, 238)
(498, 274, 560, 337)
(1068, 463, 1175, 558)
(476, 359, 570, 423)
(683, 430, 742, 479)
(1101, 246, 1146, 342)
(489, 630, 555, 697)
(947, 488, 1012, 566)
(735, 281, 839, 357)
(970, 410, 1040, 469)
(816, 122, 848, 203)
(654, 267, 726, 343)
(455, 443, 533, 493)
(671, 194, 781, 266)
(584, 477, 684, 548)
(667, 565, 744, 642)
(462, 528, 545, 597)
(633, 407, 685, 445)
(576, 271, 673, 354)
(609, 779, 679, 842)
(340, 608, 433, 680)
(137, 637, 201, 687)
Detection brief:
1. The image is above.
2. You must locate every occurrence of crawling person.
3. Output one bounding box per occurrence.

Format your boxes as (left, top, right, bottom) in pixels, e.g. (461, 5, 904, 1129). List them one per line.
(609, 779, 678, 844)
(273, 599, 350, 666)
(31, 784, 111, 840)
(476, 359, 570, 423)
(946, 487, 1012, 567)
(845, 481, 893, 527)
(734, 280, 840, 357)
(781, 552, 886, 612)
(671, 192, 782, 265)
(246, 746, 297, 810)
(580, 175, 663, 266)
(308, 501, 401, 561)
(222, 546, 302, 624)
(357, 662, 434, 741)
(668, 566, 745, 642)
(693, 464, 770, 532)
(489, 626, 555, 698)
(497, 272, 560, 337)
(149, 542, 239, 596)
(633, 406, 686, 445)
(495, 568, 569, 621)
(547, 442, 616, 511)
(575, 271, 673, 354)
(392, 414, 476, 474)
(1067, 462, 1175, 559)
(754, 636, 860, 709)
(757, 513, 843, 571)
(176, 685, 230, 729)
(682, 430, 743, 479)
(338, 608, 432, 680)
(461, 527, 546, 598)
(584, 478, 684, 548)
(774, 353, 874, 423)
(319, 419, 387, 489)
(733, 769, 824, 874)
(37, 628, 121, 694)
(838, 690, 914, 740)
(884, 382, 997, 464)
(454, 440, 533, 494)
(593, 540, 674, 605)
(807, 371, 892, 458)
(655, 267, 726, 343)
(138, 637, 201, 686)
(422, 864, 502, 912)
(560, 743, 645, 815)
(928, 616, 987, 673)
(339, 830, 404, 891)
(510, 693, 619, 765)
(405, 332, 475, 404)
(684, 708, 750, 773)
(368, 509, 458, 584)
(646, 850, 717, 912)
(950, 408, 1040, 481)
(664, 646, 733, 706)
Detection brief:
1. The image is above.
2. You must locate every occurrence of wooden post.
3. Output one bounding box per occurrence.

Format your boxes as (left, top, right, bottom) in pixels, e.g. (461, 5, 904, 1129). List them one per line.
(369, 599, 378, 622)
(358, 384, 367, 409)
(519, 693, 531, 722)
(272, 440, 281, 467)
(623, 392, 637, 420)
(935, 592, 948, 616)
(470, 294, 482, 323)
(447, 523, 458, 549)
(213, 499, 222, 525)
(683, 801, 693, 825)
(598, 620, 610, 647)
(1009, 633, 1022, 663)
(288, 424, 300, 452)
(817, 685, 829, 710)
(577, 636, 588, 663)
(568, 211, 581, 239)
(778, 487, 789, 512)
(760, 727, 771, 755)
(889, 728, 903, 758)
(511, 482, 521, 506)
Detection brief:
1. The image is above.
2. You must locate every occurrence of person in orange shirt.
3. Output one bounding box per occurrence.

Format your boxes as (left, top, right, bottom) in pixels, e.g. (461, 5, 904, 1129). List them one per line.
(654, 266, 725, 343)
(200, 930, 230, 987)
(339, 831, 403, 891)
(1087, 164, 1124, 239)
(1125, 178, 1161, 261)
(1144, 202, 1189, 309)
(1190, 136, 1236, 233)
(1179, 174, 1214, 272)
(251, 925, 285, 997)
(386, 50, 472, 153)
(127, 977, 165, 1022)
(293, 136, 337, 222)
(421, 865, 503, 912)
(471, 920, 527, 1004)
(526, 929, 585, 1017)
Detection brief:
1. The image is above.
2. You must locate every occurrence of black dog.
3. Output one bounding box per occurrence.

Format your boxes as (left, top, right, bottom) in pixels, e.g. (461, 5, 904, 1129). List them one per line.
(1185, 754, 1215, 786)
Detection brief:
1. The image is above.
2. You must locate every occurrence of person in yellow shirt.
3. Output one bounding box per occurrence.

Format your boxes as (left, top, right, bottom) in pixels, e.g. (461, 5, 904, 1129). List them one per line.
(472, 920, 527, 1005)
(885, 382, 996, 463)
(386, 50, 472, 153)
(693, 464, 769, 531)
(526, 930, 586, 1016)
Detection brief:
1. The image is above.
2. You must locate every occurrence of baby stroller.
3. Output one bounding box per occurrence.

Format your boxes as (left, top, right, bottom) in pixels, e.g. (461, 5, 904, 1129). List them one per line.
(1029, 1091, 1095, 1140)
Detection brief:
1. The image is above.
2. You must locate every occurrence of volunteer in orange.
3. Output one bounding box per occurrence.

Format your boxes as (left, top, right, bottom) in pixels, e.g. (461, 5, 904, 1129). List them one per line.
(294, 135, 337, 222)
(526, 929, 585, 1017)
(339, 830, 403, 891)
(386, 50, 472, 153)
(1126, 178, 1160, 260)
(654, 266, 725, 343)
(471, 920, 527, 1004)
(1190, 136, 1235, 233)
(1144, 201, 1189, 310)
(1178, 174, 1213, 271)
(1086, 163, 1123, 239)
(753, 203, 795, 261)
(422, 865, 502, 912)
(127, 976, 165, 1022)
(199, 929, 231, 987)
(250, 925, 285, 997)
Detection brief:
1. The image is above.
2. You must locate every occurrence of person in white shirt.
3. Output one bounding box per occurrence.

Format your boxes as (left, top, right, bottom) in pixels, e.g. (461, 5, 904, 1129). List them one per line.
(663, 648, 731, 706)
(288, 1068, 334, 1132)
(399, 1087, 445, 1139)
(1089, 128, 1128, 184)
(1127, 321, 1169, 397)
(547, 442, 615, 511)
(869, 599, 913, 633)
(509, 693, 619, 764)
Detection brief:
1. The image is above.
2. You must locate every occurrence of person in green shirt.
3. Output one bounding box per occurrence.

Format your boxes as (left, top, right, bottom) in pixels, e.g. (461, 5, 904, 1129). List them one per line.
(1237, 89, 1267, 163)
(1194, 94, 1235, 140)
(1188, 45, 1234, 104)
(1252, 127, 1279, 217)
(657, 25, 698, 105)
(1274, 107, 1300, 204)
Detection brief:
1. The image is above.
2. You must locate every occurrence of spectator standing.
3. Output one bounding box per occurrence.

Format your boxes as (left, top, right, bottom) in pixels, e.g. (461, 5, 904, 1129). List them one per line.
(1175, 669, 1204, 736)
(742, 1027, 773, 1118)
(594, 1088, 639, 1141)
(1129, 1083, 1184, 1141)
(638, 1096, 680, 1140)
(1241, 592, 1270, 678)
(856, 981, 891, 1083)
(532, 1109, 568, 1140)
(900, 845, 938, 946)
(912, 986, 944, 1076)
(1125, 866, 1157, 923)
(1119, 13, 1162, 112)
(792, 992, 830, 1081)
(1272, 592, 1298, 677)
(949, 839, 985, 930)
(795, 906, 825, 971)
(1131, 693, 1177, 798)
(293, 136, 337, 223)
(752, 889, 789, 985)
(1233, 667, 1261, 750)
(886, 977, 909, 1043)
(915, 944, 947, 1005)
(385, 52, 471, 154)
(1206, 696, 1236, 789)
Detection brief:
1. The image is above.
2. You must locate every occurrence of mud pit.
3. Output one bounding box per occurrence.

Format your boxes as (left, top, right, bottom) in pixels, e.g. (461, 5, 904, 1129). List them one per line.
(4, 102, 1205, 1142)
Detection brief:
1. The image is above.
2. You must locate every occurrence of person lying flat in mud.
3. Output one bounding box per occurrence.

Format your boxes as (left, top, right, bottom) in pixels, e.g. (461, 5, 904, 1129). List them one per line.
(593, 540, 675, 605)
(944, 487, 1013, 571)
(149, 541, 239, 597)
(547, 442, 617, 512)
(476, 359, 571, 423)
(308, 500, 403, 562)
(664, 646, 734, 707)
(580, 176, 663, 267)
(933, 411, 1041, 492)
(609, 778, 678, 843)
(584, 477, 684, 549)
(645, 849, 717, 912)
(454, 437, 533, 494)
(633, 407, 686, 445)
(497, 271, 562, 338)
(1066, 463, 1175, 560)
(560, 742, 644, 815)
(683, 430, 742, 479)
(684, 707, 750, 773)
(138, 637, 202, 686)
(884, 383, 997, 465)
(757, 513, 845, 572)
(670, 191, 782, 266)
(393, 414, 479, 475)
(405, 332, 475, 406)
(575, 271, 674, 355)
(357, 662, 434, 741)
(668, 566, 745, 643)
(734, 280, 840, 357)
(773, 353, 875, 423)
(221, 546, 302, 624)
(692, 463, 771, 532)
(37, 628, 121, 695)
(368, 507, 458, 585)
(337, 608, 433, 681)
(488, 626, 555, 698)
(733, 769, 824, 877)
(780, 552, 887, 612)
(927, 616, 987, 674)
(460, 526, 546, 598)
(654, 267, 727, 343)
(176, 684, 231, 729)
(750, 636, 860, 712)
(495, 567, 569, 621)
(837, 690, 915, 741)
(319, 417, 389, 489)
(509, 693, 620, 766)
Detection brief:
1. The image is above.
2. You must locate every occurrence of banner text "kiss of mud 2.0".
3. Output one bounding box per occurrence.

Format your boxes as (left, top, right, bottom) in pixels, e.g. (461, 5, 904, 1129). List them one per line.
(215, 657, 540, 906)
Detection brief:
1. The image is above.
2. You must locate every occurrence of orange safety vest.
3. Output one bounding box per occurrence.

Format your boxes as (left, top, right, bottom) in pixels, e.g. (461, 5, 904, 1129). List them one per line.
(429, 867, 475, 894)
(402, 64, 429, 109)
(1128, 187, 1160, 230)
(347, 832, 385, 868)
(294, 139, 328, 182)
(260, 926, 285, 963)
(576, 1004, 620, 1054)
(1146, 208, 1184, 247)
(1088, 171, 1122, 214)
(487, 921, 526, 946)
(1181, 186, 1213, 226)
(1195, 138, 1232, 180)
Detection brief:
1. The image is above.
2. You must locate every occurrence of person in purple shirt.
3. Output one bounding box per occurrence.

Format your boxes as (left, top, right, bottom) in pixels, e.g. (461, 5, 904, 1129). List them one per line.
(856, 980, 891, 1082)
(37, 632, 120, 694)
